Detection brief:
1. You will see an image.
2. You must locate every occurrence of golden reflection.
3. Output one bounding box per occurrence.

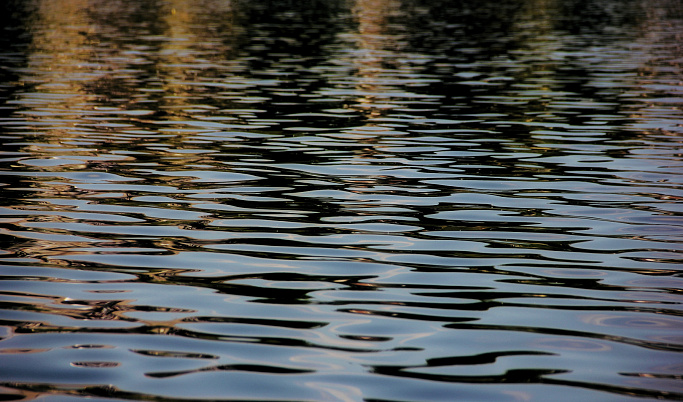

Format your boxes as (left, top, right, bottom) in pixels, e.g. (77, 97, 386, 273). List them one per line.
(347, 0, 407, 125)
(12, 0, 132, 174)
(0, 348, 52, 354)
(353, 0, 404, 54)
(157, 0, 239, 112)
(7, 240, 94, 261)
(14, 0, 101, 154)
(15, 0, 243, 155)
(0, 387, 43, 402)
(157, 0, 202, 110)
(26, 0, 94, 91)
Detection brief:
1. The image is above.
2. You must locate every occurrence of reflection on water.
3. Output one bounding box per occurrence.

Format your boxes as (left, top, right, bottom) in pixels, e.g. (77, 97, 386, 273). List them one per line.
(0, 0, 682, 400)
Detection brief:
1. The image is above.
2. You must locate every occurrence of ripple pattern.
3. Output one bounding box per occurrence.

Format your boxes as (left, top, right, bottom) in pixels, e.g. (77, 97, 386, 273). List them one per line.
(0, 0, 682, 400)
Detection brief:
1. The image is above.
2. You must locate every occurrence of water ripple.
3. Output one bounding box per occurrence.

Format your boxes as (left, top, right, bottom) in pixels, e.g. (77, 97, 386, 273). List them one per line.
(1, 0, 682, 400)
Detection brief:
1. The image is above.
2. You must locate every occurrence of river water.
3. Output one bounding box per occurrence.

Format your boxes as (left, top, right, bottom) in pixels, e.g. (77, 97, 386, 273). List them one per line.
(0, 0, 682, 400)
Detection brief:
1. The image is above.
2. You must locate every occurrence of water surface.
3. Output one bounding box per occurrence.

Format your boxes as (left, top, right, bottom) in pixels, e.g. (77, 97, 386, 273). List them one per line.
(1, 0, 682, 400)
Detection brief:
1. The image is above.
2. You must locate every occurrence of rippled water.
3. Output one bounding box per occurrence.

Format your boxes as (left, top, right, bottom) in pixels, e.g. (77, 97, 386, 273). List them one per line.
(0, 0, 682, 400)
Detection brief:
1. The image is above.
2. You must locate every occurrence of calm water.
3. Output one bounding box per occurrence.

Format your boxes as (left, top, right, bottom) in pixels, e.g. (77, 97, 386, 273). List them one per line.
(0, 0, 682, 400)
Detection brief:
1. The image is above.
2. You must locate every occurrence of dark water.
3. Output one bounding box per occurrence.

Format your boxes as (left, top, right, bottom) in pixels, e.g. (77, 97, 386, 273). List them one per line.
(0, 0, 682, 400)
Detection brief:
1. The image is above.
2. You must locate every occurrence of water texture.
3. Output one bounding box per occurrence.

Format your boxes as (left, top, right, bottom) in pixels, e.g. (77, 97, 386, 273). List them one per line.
(0, 0, 682, 400)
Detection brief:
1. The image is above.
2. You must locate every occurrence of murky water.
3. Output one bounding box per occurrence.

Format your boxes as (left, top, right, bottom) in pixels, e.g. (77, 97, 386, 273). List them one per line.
(0, 0, 682, 400)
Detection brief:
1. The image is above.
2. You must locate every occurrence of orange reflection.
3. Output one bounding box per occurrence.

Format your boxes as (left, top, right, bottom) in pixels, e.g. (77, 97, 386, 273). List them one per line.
(351, 0, 405, 117)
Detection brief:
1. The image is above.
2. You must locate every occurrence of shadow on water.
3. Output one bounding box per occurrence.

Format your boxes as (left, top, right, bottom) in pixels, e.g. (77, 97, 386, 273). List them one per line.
(0, 0, 682, 400)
